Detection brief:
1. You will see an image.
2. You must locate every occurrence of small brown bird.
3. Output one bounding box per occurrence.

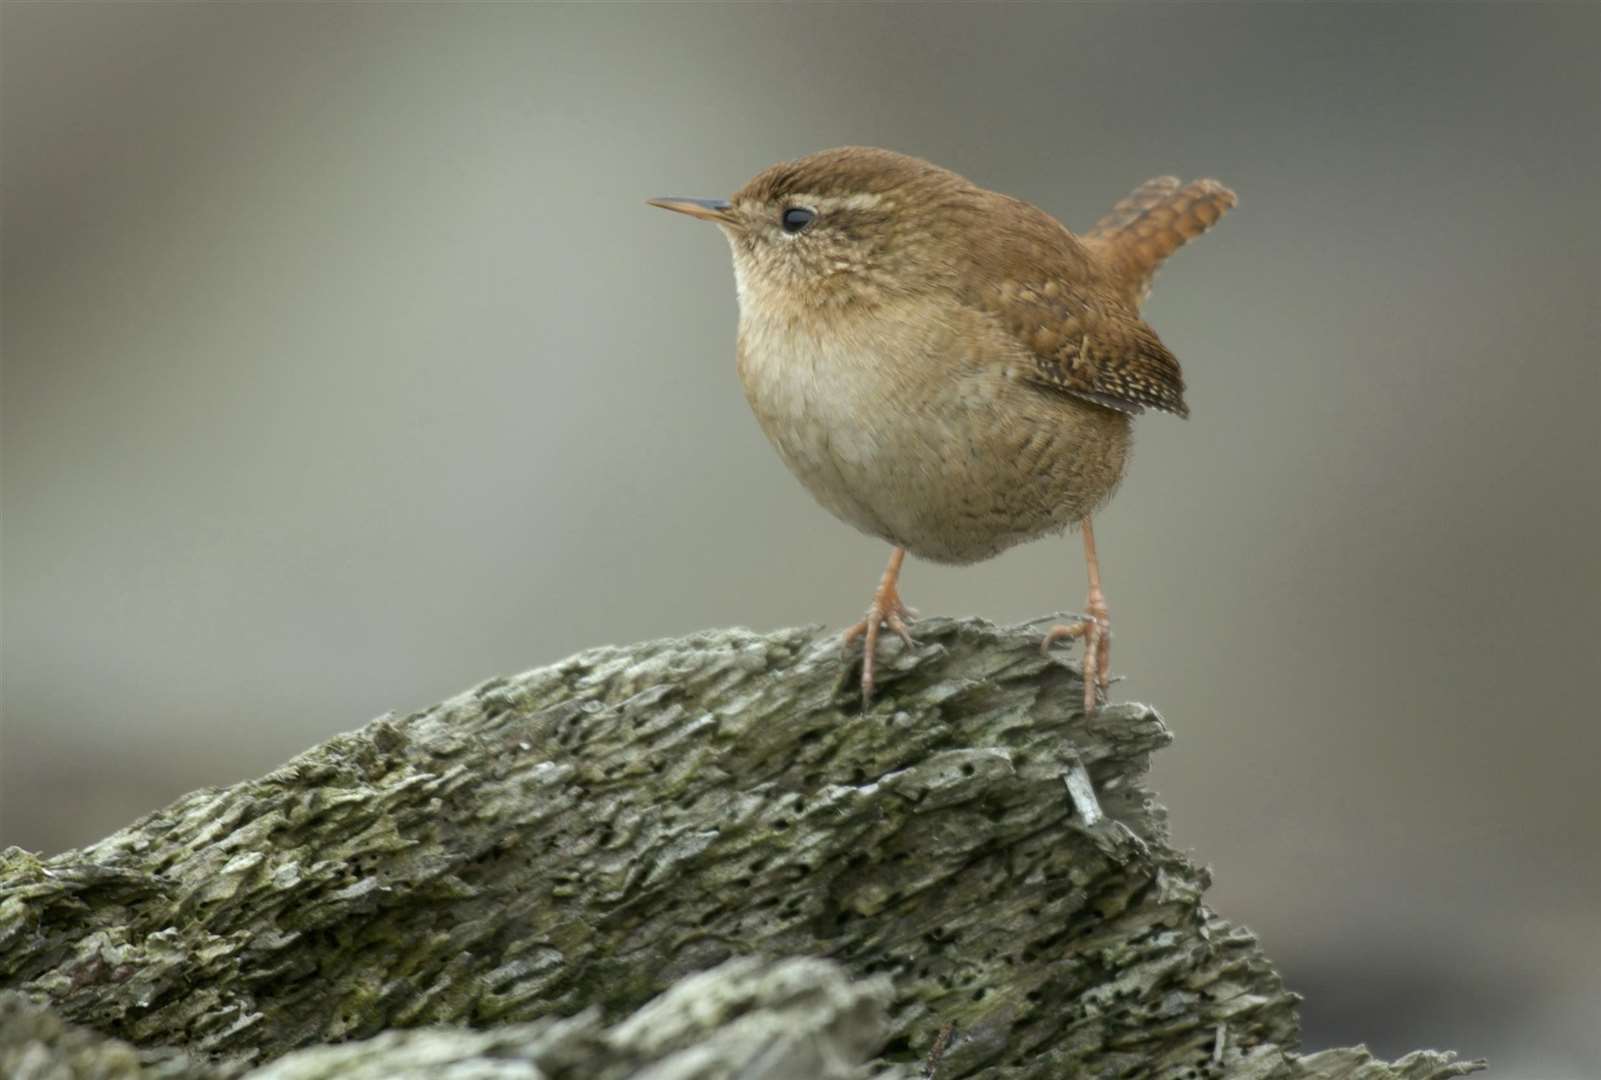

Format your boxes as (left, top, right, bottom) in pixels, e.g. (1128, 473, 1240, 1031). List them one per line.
(650, 148, 1234, 711)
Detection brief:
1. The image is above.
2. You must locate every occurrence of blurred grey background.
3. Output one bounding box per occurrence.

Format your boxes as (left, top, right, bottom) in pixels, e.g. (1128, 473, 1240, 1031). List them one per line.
(3, 3, 1597, 1076)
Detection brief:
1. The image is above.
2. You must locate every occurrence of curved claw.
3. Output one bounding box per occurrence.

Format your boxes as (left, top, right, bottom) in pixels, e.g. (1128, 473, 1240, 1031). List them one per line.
(882, 605, 916, 648)
(1041, 606, 1112, 715)
(842, 589, 917, 705)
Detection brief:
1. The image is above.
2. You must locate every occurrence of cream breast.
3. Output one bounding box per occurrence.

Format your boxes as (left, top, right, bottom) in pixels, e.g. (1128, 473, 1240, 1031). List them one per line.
(735, 306, 902, 539)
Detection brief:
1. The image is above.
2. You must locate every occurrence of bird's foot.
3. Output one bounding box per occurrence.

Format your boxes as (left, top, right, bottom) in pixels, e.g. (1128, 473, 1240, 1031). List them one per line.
(1041, 599, 1111, 715)
(842, 585, 917, 705)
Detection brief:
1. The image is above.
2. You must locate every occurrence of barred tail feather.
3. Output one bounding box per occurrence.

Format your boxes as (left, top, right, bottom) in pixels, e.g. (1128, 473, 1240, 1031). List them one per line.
(1085, 177, 1236, 304)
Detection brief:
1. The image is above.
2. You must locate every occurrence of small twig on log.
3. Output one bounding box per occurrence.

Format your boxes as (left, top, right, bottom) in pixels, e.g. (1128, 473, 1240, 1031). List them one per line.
(925, 1021, 956, 1078)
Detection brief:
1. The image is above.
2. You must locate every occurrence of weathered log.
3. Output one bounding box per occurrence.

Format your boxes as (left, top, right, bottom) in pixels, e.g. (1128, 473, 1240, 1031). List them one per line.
(0, 617, 1483, 1078)
(2, 955, 895, 1079)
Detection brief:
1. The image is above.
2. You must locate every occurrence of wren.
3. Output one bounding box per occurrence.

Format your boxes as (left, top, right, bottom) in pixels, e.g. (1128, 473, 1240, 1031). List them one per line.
(650, 147, 1235, 710)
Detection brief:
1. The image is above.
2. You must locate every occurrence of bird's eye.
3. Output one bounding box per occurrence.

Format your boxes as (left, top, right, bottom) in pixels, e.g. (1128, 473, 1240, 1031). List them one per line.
(781, 207, 816, 234)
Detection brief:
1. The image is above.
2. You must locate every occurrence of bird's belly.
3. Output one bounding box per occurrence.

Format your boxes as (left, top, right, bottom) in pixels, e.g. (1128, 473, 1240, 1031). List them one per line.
(736, 321, 1131, 564)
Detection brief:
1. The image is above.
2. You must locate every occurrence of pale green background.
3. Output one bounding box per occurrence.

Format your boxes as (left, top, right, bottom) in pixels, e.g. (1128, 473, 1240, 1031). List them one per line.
(3, 3, 1597, 1076)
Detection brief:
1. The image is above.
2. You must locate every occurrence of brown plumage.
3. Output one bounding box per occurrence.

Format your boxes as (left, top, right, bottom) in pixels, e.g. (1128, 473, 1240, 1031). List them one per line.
(1084, 175, 1239, 304)
(649, 147, 1236, 707)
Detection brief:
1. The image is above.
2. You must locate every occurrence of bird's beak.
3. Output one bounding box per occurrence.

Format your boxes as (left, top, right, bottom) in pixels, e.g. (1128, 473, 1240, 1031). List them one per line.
(647, 197, 735, 224)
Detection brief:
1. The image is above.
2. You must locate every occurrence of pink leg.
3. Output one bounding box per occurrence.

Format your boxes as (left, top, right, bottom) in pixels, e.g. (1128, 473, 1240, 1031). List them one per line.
(1041, 518, 1112, 715)
(842, 547, 917, 704)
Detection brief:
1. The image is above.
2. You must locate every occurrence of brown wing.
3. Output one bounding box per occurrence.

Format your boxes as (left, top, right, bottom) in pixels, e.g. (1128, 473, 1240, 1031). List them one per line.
(1012, 304, 1188, 417)
(958, 193, 1189, 417)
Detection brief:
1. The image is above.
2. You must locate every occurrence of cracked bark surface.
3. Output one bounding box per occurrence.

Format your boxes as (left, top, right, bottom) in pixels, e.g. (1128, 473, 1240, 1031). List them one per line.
(0, 618, 1484, 1078)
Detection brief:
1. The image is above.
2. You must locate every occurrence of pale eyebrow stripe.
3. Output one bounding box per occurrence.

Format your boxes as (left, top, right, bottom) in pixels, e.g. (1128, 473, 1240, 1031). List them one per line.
(783, 192, 888, 211)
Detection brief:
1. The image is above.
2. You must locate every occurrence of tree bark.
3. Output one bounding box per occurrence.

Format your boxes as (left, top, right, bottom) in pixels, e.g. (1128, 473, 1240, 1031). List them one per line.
(0, 617, 1484, 1079)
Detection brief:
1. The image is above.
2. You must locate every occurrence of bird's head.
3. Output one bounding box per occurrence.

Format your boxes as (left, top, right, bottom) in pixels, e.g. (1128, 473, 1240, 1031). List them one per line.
(650, 147, 976, 315)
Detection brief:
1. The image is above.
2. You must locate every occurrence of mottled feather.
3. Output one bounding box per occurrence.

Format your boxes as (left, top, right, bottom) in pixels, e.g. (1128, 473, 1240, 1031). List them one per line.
(954, 192, 1191, 417)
